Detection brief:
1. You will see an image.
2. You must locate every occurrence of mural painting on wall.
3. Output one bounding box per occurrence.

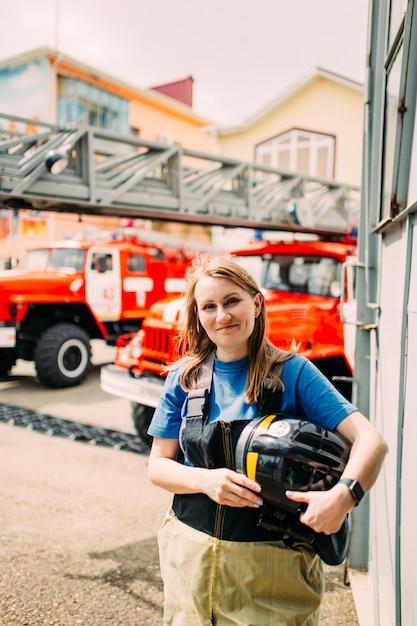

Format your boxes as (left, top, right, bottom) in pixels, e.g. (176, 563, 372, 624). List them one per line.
(19, 210, 47, 237)
(0, 58, 49, 121)
(0, 209, 11, 239)
(0, 209, 47, 238)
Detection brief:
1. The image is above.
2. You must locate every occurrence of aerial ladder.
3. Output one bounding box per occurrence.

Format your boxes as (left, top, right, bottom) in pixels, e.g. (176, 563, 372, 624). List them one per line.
(0, 112, 359, 236)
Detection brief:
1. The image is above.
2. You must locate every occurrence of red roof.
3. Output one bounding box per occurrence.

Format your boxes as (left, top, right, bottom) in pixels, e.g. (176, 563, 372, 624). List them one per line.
(151, 76, 194, 107)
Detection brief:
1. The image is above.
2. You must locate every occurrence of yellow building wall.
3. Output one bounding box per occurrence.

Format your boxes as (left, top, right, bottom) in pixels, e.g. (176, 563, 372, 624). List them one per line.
(129, 100, 217, 152)
(217, 77, 363, 186)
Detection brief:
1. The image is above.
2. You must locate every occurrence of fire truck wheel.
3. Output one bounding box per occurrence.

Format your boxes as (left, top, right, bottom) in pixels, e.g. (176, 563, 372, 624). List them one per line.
(131, 402, 154, 446)
(34, 323, 92, 389)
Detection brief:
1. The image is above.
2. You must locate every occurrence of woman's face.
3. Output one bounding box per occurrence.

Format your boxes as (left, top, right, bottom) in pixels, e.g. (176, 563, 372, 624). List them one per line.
(194, 275, 262, 361)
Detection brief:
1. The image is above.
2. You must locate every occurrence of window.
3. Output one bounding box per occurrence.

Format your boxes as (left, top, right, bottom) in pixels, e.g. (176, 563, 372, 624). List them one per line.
(234, 254, 342, 298)
(379, 2, 417, 221)
(389, 0, 407, 46)
(381, 43, 403, 219)
(48, 249, 85, 271)
(127, 254, 146, 273)
(90, 253, 114, 273)
(57, 77, 130, 134)
(22, 248, 85, 271)
(255, 129, 335, 179)
(22, 248, 49, 271)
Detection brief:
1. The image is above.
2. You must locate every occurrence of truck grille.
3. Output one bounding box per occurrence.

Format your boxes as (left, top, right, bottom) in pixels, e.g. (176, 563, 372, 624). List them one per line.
(289, 308, 308, 319)
(145, 328, 170, 355)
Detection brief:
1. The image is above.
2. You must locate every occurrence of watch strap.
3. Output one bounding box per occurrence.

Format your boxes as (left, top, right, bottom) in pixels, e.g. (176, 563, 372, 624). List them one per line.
(338, 478, 364, 506)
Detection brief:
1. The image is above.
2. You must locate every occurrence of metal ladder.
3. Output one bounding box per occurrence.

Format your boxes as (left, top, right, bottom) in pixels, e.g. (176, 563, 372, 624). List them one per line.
(0, 112, 359, 235)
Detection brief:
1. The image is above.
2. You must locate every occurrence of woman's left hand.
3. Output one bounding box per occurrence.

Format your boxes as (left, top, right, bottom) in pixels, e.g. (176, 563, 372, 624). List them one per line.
(285, 410, 388, 535)
(285, 484, 354, 535)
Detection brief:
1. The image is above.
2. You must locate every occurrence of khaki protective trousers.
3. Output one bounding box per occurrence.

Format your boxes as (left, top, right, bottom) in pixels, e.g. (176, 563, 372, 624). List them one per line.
(158, 509, 324, 626)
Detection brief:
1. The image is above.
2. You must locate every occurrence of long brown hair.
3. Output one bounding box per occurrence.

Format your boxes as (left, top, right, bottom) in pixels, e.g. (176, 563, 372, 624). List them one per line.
(170, 253, 294, 404)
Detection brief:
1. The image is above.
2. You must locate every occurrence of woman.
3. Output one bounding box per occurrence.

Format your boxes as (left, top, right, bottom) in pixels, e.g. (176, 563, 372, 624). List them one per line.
(148, 254, 388, 626)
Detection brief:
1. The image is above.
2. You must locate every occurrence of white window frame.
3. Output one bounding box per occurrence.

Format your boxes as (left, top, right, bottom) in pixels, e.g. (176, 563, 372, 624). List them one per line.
(255, 129, 335, 179)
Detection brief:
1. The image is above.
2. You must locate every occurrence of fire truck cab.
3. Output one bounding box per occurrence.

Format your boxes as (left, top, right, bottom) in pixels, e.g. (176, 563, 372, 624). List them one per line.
(0, 233, 192, 388)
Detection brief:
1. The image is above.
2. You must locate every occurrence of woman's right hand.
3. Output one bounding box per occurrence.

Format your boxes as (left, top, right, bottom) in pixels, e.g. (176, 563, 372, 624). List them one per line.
(200, 467, 263, 508)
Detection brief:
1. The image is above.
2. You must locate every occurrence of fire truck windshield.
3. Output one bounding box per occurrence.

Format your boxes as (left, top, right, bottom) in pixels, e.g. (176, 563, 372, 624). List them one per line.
(23, 248, 86, 272)
(233, 254, 342, 298)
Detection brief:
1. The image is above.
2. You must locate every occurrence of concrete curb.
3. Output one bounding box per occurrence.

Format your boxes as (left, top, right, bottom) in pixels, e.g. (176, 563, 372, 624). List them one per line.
(349, 569, 374, 625)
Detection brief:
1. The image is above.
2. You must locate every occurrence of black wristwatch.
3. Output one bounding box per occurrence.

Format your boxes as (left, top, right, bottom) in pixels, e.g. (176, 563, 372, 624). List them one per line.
(338, 478, 364, 506)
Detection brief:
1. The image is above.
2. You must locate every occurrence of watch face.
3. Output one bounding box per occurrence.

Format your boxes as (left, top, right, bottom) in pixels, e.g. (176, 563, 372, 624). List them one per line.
(339, 478, 364, 503)
(352, 480, 364, 502)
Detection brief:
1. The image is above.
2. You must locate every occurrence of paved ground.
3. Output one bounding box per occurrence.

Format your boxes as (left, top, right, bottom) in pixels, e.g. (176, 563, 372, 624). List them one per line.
(0, 343, 359, 625)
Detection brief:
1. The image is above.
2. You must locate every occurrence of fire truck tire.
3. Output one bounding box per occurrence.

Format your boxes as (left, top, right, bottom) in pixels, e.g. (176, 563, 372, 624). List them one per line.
(131, 402, 154, 446)
(34, 323, 92, 389)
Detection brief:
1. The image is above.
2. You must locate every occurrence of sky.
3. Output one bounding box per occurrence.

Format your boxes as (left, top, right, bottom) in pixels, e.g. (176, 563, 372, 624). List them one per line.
(0, 0, 370, 126)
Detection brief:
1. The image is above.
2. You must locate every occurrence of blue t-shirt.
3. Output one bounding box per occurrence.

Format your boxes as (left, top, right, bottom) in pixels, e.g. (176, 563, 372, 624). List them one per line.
(148, 353, 357, 441)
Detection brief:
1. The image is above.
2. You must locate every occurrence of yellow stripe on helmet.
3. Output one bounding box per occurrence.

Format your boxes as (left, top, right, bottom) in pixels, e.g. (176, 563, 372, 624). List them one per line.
(246, 452, 259, 481)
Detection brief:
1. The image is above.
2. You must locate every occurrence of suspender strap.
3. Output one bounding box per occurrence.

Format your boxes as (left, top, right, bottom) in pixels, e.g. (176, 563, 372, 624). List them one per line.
(185, 352, 215, 421)
(177, 355, 288, 542)
(259, 377, 283, 415)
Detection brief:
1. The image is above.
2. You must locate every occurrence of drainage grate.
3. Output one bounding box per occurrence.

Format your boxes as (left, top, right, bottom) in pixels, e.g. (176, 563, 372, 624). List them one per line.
(0, 403, 149, 455)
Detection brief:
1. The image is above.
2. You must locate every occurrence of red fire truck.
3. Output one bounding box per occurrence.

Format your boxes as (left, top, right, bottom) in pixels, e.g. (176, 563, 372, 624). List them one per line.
(0, 231, 195, 388)
(101, 230, 358, 443)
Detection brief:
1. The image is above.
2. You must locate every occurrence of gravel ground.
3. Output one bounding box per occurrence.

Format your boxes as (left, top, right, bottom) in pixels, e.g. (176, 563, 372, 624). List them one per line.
(0, 421, 359, 626)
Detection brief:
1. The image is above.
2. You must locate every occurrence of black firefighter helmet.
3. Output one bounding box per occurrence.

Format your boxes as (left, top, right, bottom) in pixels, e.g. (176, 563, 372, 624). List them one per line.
(235, 414, 352, 514)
